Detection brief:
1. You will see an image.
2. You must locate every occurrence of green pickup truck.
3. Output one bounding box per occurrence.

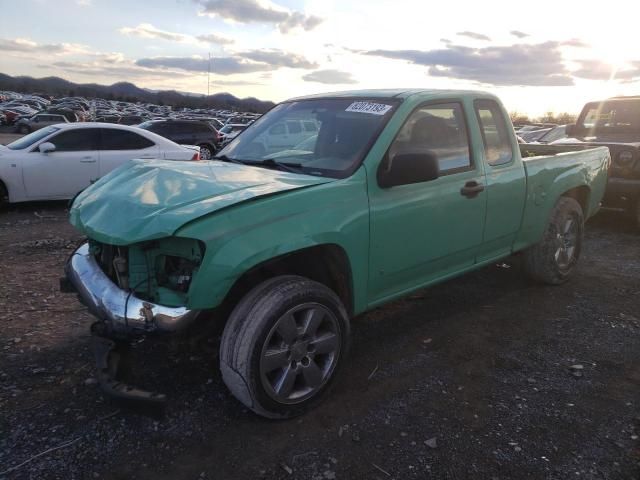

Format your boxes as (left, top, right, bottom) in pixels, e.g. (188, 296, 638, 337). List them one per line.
(64, 89, 610, 418)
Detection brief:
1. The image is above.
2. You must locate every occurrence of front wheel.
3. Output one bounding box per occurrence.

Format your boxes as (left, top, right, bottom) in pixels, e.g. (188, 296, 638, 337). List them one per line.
(0, 182, 8, 209)
(220, 276, 350, 419)
(198, 144, 214, 160)
(522, 197, 584, 285)
(18, 125, 30, 134)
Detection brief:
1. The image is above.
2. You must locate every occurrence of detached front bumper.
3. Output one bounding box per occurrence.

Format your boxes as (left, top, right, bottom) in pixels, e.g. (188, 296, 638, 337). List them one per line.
(64, 243, 199, 337)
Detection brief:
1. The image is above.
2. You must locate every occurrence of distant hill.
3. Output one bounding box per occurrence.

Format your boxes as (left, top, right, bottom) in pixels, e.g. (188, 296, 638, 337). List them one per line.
(0, 73, 275, 113)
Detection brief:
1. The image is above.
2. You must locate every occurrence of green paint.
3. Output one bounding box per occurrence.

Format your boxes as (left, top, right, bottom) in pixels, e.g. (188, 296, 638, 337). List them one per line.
(69, 90, 610, 316)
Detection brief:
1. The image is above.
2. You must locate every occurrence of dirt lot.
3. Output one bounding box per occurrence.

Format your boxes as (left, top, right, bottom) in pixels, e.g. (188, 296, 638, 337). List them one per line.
(0, 202, 639, 480)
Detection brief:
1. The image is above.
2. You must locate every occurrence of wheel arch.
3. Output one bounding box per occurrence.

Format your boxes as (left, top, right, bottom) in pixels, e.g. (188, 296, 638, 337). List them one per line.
(561, 185, 591, 217)
(219, 243, 355, 318)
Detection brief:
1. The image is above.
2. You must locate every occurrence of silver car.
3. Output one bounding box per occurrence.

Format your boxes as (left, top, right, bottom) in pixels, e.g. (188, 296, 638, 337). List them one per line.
(15, 113, 69, 134)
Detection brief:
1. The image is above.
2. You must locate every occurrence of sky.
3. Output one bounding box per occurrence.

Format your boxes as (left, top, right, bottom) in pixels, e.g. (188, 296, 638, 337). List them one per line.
(1, 0, 640, 116)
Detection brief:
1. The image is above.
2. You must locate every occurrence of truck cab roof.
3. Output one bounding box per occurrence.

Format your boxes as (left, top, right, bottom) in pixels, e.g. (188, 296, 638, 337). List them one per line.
(288, 88, 496, 102)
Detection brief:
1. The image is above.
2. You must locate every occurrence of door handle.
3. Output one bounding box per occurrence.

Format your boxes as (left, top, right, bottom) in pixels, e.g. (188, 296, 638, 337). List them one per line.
(460, 181, 484, 198)
(80, 157, 96, 163)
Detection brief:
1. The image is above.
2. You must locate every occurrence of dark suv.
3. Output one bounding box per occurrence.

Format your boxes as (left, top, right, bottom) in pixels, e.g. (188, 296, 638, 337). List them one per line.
(558, 96, 640, 225)
(138, 120, 220, 159)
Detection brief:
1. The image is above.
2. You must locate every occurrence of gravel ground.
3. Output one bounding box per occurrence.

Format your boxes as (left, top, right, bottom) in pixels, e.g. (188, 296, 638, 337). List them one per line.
(0, 202, 639, 480)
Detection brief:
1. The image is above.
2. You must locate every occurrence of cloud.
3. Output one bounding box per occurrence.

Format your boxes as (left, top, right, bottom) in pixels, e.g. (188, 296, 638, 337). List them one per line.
(362, 42, 575, 86)
(302, 69, 357, 85)
(210, 79, 263, 86)
(196, 33, 234, 45)
(457, 31, 491, 41)
(136, 49, 316, 75)
(510, 30, 529, 39)
(572, 60, 640, 81)
(49, 59, 193, 79)
(120, 23, 234, 45)
(120, 23, 190, 42)
(240, 49, 318, 69)
(136, 56, 267, 74)
(562, 38, 589, 48)
(0, 38, 89, 56)
(195, 0, 323, 33)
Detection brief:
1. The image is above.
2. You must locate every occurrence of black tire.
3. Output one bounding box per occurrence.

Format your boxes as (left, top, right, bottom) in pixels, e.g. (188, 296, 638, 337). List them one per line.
(198, 144, 214, 160)
(0, 182, 8, 209)
(523, 197, 584, 285)
(19, 125, 30, 134)
(220, 275, 350, 419)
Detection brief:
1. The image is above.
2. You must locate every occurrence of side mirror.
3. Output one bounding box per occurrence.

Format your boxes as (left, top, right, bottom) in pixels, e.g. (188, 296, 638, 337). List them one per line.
(39, 142, 56, 153)
(565, 124, 578, 137)
(378, 152, 439, 188)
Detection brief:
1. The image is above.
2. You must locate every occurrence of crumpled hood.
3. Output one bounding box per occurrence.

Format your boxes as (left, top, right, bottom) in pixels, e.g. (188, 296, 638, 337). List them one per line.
(70, 159, 332, 245)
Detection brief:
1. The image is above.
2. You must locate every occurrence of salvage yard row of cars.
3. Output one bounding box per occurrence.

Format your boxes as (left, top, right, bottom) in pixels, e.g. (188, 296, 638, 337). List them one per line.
(0, 90, 260, 159)
(1, 86, 638, 418)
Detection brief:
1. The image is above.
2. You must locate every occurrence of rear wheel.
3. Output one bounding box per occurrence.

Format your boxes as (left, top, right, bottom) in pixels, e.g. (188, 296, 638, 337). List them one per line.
(220, 275, 350, 419)
(0, 182, 8, 209)
(18, 125, 30, 134)
(523, 197, 584, 285)
(198, 144, 214, 160)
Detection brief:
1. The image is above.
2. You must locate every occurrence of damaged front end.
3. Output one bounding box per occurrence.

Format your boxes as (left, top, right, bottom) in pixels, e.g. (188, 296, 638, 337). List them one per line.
(62, 237, 205, 413)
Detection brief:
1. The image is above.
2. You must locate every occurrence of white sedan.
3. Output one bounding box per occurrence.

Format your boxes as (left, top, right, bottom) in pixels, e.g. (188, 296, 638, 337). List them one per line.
(0, 123, 199, 205)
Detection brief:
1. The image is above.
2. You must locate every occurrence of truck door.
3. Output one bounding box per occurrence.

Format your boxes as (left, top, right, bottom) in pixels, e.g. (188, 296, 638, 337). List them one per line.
(368, 101, 487, 304)
(472, 99, 527, 261)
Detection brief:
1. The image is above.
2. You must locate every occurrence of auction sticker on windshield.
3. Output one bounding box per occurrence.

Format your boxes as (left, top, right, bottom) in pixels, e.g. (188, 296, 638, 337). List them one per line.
(345, 101, 393, 116)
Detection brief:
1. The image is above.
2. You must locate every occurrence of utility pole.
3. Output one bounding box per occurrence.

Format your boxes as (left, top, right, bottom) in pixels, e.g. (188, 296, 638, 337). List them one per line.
(207, 52, 211, 98)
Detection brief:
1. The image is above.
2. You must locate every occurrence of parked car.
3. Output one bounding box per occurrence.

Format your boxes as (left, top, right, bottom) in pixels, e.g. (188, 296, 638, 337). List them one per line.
(250, 119, 319, 154)
(218, 123, 248, 147)
(519, 128, 551, 143)
(15, 113, 70, 133)
(63, 89, 609, 419)
(0, 123, 199, 205)
(535, 125, 567, 144)
(138, 119, 220, 159)
(554, 96, 640, 224)
(118, 115, 146, 126)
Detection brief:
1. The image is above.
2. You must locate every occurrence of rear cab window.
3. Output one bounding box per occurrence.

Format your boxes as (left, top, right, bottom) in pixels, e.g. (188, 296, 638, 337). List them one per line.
(474, 99, 514, 166)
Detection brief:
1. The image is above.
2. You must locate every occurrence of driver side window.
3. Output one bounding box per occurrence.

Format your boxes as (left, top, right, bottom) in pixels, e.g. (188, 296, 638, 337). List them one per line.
(388, 103, 472, 175)
(48, 129, 99, 152)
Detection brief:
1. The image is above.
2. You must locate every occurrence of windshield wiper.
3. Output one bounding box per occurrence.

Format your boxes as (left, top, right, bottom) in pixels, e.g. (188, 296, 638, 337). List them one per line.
(253, 158, 304, 174)
(212, 154, 245, 165)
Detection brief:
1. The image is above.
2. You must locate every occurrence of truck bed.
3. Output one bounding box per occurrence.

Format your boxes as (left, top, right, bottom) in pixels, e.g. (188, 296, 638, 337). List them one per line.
(512, 144, 610, 252)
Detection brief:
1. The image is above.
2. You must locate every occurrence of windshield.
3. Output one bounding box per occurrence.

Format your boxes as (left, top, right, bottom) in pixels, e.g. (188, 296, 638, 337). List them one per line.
(6, 126, 59, 150)
(219, 98, 398, 178)
(579, 100, 640, 132)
